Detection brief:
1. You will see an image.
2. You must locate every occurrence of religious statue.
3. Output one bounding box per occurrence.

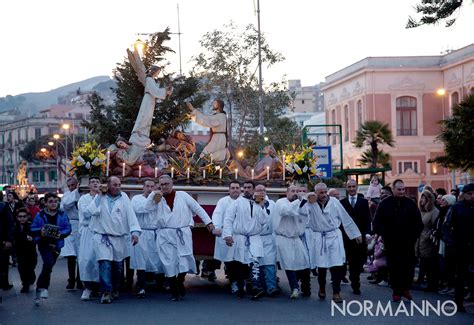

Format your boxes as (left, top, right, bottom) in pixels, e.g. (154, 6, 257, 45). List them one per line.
(186, 99, 230, 162)
(17, 160, 28, 186)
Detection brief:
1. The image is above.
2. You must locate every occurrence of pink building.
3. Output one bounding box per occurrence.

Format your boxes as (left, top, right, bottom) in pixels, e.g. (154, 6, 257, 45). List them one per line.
(322, 44, 474, 194)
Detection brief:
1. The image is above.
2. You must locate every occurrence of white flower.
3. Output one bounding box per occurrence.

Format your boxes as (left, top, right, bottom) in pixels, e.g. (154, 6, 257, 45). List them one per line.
(85, 162, 91, 170)
(91, 157, 101, 166)
(77, 156, 86, 166)
(286, 164, 295, 173)
(302, 166, 308, 173)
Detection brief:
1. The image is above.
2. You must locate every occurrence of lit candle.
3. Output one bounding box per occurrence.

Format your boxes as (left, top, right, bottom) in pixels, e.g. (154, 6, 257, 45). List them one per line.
(106, 151, 110, 177)
(154, 166, 158, 178)
(187, 167, 190, 179)
(210, 154, 213, 164)
(235, 168, 238, 180)
(203, 169, 206, 179)
(138, 165, 142, 178)
(251, 169, 255, 180)
(219, 168, 223, 179)
(171, 167, 174, 178)
(122, 163, 125, 177)
(266, 166, 270, 181)
(282, 155, 286, 181)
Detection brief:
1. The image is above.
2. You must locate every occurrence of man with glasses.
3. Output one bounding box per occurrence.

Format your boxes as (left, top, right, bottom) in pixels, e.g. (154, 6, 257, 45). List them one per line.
(373, 179, 423, 302)
(145, 175, 214, 301)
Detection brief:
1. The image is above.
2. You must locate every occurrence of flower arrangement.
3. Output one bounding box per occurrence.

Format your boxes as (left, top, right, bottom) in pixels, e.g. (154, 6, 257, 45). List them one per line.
(283, 145, 323, 184)
(70, 141, 106, 179)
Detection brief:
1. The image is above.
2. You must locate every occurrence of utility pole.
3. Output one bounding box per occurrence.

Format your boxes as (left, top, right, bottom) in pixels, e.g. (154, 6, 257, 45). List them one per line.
(256, 0, 264, 135)
(177, 4, 183, 75)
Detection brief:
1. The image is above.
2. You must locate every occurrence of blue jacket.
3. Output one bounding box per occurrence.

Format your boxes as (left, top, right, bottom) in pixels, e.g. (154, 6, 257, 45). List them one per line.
(31, 209, 71, 250)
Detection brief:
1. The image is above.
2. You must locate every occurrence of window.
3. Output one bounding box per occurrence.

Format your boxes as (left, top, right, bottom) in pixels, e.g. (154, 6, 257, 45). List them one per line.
(396, 96, 417, 136)
(331, 110, 337, 145)
(35, 128, 42, 139)
(49, 170, 57, 181)
(344, 105, 349, 142)
(398, 161, 419, 174)
(32, 171, 45, 182)
(451, 92, 459, 108)
(301, 99, 305, 104)
(357, 100, 363, 126)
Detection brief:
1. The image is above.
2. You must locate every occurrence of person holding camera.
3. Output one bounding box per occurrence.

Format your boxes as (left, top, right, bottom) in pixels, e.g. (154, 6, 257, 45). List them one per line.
(30, 192, 72, 305)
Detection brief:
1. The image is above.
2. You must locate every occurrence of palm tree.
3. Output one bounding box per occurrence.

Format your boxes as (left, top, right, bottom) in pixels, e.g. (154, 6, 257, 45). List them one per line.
(353, 121, 395, 168)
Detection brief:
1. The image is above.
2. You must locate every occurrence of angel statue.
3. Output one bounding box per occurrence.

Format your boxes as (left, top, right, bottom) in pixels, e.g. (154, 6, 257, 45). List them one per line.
(108, 48, 172, 173)
(17, 160, 28, 186)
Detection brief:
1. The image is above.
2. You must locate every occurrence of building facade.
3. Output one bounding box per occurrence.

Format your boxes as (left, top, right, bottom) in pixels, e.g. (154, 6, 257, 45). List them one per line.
(322, 44, 474, 192)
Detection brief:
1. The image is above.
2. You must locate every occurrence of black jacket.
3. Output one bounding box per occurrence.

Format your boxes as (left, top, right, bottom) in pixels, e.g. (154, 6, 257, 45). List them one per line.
(340, 194, 371, 240)
(0, 201, 15, 243)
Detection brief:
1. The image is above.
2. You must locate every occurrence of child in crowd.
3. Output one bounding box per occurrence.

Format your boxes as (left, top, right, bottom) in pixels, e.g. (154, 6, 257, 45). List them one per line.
(13, 207, 37, 293)
(367, 235, 388, 286)
(366, 176, 382, 203)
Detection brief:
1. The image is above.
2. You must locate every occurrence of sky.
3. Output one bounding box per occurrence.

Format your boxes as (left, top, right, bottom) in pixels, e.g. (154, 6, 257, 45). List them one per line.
(0, 0, 473, 97)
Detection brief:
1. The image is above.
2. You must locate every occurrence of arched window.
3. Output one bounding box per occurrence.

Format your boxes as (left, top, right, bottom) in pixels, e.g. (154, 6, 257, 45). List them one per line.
(357, 100, 363, 126)
(344, 105, 349, 142)
(451, 92, 459, 108)
(396, 96, 417, 136)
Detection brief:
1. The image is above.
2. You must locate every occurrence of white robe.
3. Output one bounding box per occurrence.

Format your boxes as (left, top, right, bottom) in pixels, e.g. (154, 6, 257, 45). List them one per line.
(77, 193, 99, 282)
(212, 195, 236, 262)
(223, 197, 271, 264)
(191, 110, 230, 161)
(87, 192, 142, 262)
(260, 198, 277, 266)
(145, 191, 212, 277)
(60, 189, 81, 257)
(274, 198, 310, 271)
(300, 197, 361, 268)
(130, 194, 161, 272)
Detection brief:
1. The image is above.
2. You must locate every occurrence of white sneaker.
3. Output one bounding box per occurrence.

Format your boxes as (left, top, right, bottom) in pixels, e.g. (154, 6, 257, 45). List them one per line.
(40, 289, 49, 299)
(137, 289, 146, 298)
(377, 281, 389, 287)
(231, 282, 239, 294)
(81, 289, 92, 301)
(290, 288, 300, 299)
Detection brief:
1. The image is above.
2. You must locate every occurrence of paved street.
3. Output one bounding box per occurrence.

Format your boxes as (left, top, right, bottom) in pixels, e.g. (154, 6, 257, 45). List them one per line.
(1, 257, 473, 325)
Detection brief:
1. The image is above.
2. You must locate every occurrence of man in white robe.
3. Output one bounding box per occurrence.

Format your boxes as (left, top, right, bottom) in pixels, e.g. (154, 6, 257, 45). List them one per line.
(87, 176, 141, 304)
(212, 181, 240, 293)
(130, 179, 161, 298)
(223, 181, 271, 299)
(274, 185, 310, 299)
(187, 99, 230, 161)
(60, 177, 82, 291)
(145, 175, 214, 301)
(254, 184, 279, 298)
(77, 176, 100, 301)
(299, 183, 362, 303)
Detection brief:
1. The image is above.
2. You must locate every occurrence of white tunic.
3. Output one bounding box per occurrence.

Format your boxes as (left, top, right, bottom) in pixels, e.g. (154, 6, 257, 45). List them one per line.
(87, 192, 142, 262)
(260, 198, 277, 266)
(77, 193, 99, 282)
(274, 198, 310, 271)
(191, 110, 230, 161)
(223, 197, 271, 264)
(130, 194, 161, 272)
(212, 196, 236, 262)
(60, 189, 81, 257)
(300, 197, 361, 268)
(146, 191, 212, 277)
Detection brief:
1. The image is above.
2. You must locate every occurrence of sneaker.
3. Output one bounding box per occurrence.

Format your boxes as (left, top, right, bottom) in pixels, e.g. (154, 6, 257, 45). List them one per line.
(39, 289, 49, 299)
(290, 288, 300, 299)
(378, 281, 389, 287)
(66, 281, 75, 291)
(111, 290, 119, 300)
(76, 281, 84, 290)
(137, 289, 146, 298)
(341, 277, 349, 284)
(230, 282, 239, 294)
(318, 288, 326, 299)
(332, 293, 343, 303)
(100, 292, 112, 304)
(267, 287, 281, 297)
(81, 289, 92, 301)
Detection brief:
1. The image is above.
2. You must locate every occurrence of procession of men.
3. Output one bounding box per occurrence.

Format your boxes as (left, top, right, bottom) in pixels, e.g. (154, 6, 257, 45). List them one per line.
(1, 176, 473, 315)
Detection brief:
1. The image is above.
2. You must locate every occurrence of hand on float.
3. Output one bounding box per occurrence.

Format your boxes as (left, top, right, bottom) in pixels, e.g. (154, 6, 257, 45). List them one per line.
(206, 223, 215, 232)
(224, 236, 233, 247)
(306, 192, 317, 203)
(131, 235, 139, 246)
(212, 228, 222, 237)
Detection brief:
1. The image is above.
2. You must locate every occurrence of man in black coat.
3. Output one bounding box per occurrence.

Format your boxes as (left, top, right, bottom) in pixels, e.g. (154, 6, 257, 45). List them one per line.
(1, 192, 15, 299)
(340, 179, 371, 295)
(373, 179, 423, 302)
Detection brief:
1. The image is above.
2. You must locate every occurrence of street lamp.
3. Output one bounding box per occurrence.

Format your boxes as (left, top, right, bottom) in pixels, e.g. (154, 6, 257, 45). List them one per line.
(50, 136, 67, 192)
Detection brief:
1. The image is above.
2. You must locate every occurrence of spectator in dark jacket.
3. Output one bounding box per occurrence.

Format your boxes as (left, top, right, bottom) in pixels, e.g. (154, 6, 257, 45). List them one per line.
(13, 207, 37, 293)
(1, 193, 15, 293)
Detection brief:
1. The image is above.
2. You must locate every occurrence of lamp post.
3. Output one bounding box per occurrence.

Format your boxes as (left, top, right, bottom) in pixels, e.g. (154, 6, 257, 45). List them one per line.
(52, 134, 67, 190)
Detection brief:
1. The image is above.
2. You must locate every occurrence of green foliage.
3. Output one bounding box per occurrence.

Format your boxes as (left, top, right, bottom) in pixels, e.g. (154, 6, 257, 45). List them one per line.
(406, 0, 464, 28)
(353, 120, 394, 169)
(82, 93, 118, 145)
(192, 22, 293, 150)
(429, 94, 474, 171)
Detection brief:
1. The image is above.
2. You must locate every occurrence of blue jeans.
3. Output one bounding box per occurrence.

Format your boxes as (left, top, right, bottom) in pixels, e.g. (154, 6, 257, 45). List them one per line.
(98, 260, 123, 293)
(37, 244, 59, 290)
(262, 265, 277, 292)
